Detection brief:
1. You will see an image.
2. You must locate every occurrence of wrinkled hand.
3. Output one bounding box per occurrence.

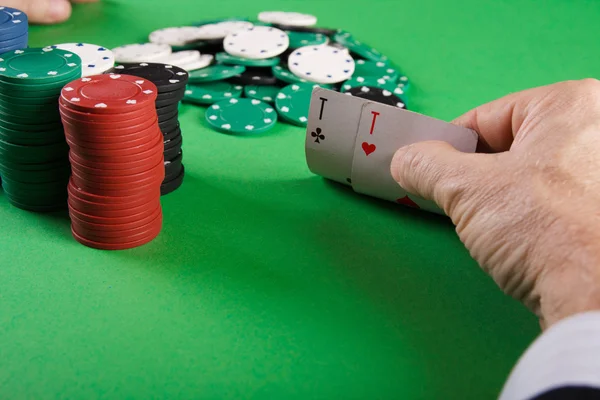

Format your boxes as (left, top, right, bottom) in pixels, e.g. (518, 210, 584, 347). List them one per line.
(391, 79, 600, 329)
(3, 0, 99, 25)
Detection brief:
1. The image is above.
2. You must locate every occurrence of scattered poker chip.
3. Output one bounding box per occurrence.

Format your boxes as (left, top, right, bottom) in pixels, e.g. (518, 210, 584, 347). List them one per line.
(353, 59, 398, 80)
(0, 48, 82, 84)
(257, 11, 317, 27)
(188, 64, 245, 83)
(271, 64, 308, 84)
(275, 82, 321, 126)
(159, 50, 201, 67)
(61, 74, 157, 114)
(333, 31, 388, 63)
(288, 45, 355, 84)
(46, 43, 115, 77)
(286, 30, 328, 49)
(148, 26, 206, 46)
(205, 98, 277, 134)
(229, 68, 278, 86)
(244, 85, 281, 103)
(178, 54, 214, 71)
(345, 85, 406, 109)
(224, 26, 289, 59)
(194, 21, 254, 40)
(216, 52, 280, 67)
(112, 43, 172, 63)
(107, 63, 189, 92)
(183, 81, 243, 105)
(340, 75, 406, 101)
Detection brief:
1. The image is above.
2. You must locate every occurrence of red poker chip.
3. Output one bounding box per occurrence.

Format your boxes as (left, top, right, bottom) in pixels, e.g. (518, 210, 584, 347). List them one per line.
(69, 202, 160, 225)
(66, 128, 161, 154)
(71, 167, 164, 192)
(68, 190, 160, 214)
(70, 205, 162, 233)
(72, 220, 162, 245)
(70, 223, 161, 250)
(67, 132, 163, 158)
(60, 74, 158, 114)
(71, 159, 164, 185)
(65, 128, 160, 150)
(60, 110, 157, 131)
(68, 178, 158, 205)
(67, 139, 164, 163)
(64, 122, 161, 145)
(70, 178, 162, 198)
(69, 149, 164, 171)
(59, 97, 157, 122)
(69, 152, 162, 176)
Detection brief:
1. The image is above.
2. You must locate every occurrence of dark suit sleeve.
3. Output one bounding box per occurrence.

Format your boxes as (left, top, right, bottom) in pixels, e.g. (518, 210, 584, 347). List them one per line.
(498, 312, 600, 400)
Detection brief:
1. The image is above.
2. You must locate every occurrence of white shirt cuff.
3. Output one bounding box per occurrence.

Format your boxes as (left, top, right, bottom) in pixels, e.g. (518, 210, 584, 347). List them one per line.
(499, 311, 600, 400)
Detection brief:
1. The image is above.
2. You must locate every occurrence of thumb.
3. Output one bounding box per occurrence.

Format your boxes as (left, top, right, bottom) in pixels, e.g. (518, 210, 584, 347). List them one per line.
(3, 0, 72, 24)
(390, 141, 490, 215)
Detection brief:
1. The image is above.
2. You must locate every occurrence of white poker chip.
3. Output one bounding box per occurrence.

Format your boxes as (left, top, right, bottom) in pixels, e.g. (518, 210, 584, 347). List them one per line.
(257, 11, 317, 27)
(160, 50, 201, 67)
(179, 54, 213, 71)
(112, 43, 172, 63)
(46, 43, 115, 77)
(288, 45, 355, 84)
(224, 26, 289, 60)
(148, 26, 205, 46)
(195, 21, 254, 40)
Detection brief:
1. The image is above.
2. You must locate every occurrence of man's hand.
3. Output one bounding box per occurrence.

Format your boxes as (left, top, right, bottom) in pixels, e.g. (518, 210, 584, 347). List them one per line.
(3, 0, 99, 25)
(390, 79, 600, 329)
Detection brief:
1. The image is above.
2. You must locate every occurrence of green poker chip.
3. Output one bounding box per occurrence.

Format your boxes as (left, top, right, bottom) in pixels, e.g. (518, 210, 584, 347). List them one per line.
(183, 82, 243, 105)
(333, 31, 388, 63)
(243, 85, 281, 103)
(188, 64, 246, 83)
(216, 52, 280, 67)
(205, 98, 278, 134)
(285, 31, 328, 48)
(0, 48, 82, 85)
(271, 65, 308, 84)
(353, 59, 399, 80)
(341, 76, 406, 101)
(275, 83, 321, 127)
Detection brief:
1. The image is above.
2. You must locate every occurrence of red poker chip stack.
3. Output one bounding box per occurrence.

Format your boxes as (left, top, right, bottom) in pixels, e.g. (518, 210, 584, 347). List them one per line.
(59, 74, 164, 250)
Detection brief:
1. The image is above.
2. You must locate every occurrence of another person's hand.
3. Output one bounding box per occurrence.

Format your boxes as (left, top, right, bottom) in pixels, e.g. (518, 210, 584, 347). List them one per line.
(3, 0, 99, 25)
(390, 79, 600, 329)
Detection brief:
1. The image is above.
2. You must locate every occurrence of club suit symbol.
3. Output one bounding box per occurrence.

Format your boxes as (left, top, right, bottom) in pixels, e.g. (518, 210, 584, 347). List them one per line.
(311, 127, 325, 143)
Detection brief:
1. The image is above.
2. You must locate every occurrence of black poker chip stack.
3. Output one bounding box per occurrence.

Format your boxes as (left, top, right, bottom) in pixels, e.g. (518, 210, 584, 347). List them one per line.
(105, 63, 188, 195)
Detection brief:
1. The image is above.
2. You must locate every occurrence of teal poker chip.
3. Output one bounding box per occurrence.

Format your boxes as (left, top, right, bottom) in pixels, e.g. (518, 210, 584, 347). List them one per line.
(183, 82, 243, 105)
(275, 82, 321, 127)
(243, 85, 281, 103)
(205, 98, 277, 134)
(353, 59, 399, 80)
(272, 65, 308, 84)
(215, 52, 280, 67)
(285, 31, 328, 49)
(341, 76, 406, 101)
(396, 75, 410, 91)
(188, 64, 246, 83)
(333, 31, 388, 63)
(0, 47, 82, 85)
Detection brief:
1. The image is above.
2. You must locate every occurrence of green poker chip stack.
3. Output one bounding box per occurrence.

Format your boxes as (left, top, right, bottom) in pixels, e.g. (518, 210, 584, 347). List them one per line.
(0, 47, 82, 212)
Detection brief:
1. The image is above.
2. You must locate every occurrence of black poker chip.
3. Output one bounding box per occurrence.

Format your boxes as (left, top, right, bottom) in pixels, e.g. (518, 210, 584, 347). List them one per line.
(346, 86, 407, 109)
(161, 164, 185, 196)
(228, 68, 278, 86)
(157, 108, 179, 123)
(106, 63, 189, 92)
(155, 87, 186, 107)
(272, 24, 339, 37)
(164, 159, 183, 182)
(163, 134, 182, 160)
(158, 113, 180, 134)
(156, 102, 179, 116)
(162, 124, 181, 141)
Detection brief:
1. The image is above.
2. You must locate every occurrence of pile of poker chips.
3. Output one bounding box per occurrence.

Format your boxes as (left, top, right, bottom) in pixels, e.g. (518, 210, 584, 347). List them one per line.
(0, 47, 82, 211)
(59, 74, 164, 250)
(115, 11, 409, 135)
(105, 63, 188, 195)
(44, 43, 115, 77)
(0, 7, 28, 54)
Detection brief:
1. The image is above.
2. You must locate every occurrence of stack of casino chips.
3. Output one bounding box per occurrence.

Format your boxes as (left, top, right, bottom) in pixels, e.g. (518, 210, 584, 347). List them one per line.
(105, 63, 188, 195)
(59, 74, 164, 250)
(0, 7, 28, 54)
(0, 48, 81, 211)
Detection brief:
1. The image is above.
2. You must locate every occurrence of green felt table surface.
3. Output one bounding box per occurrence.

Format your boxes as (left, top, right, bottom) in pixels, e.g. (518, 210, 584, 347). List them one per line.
(1, 0, 598, 398)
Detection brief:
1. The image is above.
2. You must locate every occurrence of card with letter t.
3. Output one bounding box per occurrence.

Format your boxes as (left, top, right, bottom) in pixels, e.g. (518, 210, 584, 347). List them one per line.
(350, 102, 478, 214)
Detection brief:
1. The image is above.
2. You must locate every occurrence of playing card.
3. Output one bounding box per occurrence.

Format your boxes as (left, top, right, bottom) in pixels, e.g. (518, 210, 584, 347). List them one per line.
(350, 102, 478, 214)
(305, 87, 369, 186)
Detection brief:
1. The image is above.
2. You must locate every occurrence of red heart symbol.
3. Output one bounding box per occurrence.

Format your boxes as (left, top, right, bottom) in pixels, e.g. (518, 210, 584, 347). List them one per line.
(396, 196, 420, 209)
(362, 142, 376, 156)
